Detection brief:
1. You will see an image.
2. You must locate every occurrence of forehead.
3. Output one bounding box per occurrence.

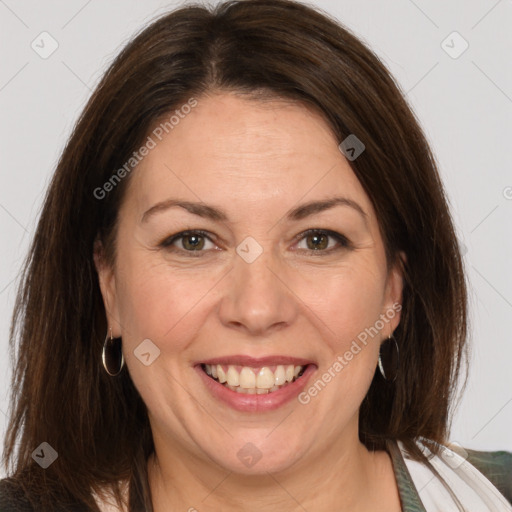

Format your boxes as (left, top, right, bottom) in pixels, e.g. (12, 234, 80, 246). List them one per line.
(123, 92, 374, 222)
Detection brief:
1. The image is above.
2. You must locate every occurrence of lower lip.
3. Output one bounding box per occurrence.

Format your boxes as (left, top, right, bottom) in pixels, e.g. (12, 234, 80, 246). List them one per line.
(196, 364, 316, 412)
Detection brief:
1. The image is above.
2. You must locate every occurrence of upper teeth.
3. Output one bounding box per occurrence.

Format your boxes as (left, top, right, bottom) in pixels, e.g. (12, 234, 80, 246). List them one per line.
(204, 364, 304, 389)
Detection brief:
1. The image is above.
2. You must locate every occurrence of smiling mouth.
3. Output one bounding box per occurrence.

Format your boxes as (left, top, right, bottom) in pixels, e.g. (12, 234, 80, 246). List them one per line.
(200, 363, 308, 394)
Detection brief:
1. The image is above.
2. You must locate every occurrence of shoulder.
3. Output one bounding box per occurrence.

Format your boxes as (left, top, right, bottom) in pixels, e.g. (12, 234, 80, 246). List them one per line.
(461, 446, 512, 504)
(397, 439, 512, 508)
(0, 477, 34, 511)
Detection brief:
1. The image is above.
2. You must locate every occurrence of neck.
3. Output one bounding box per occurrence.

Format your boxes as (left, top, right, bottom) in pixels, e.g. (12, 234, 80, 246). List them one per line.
(147, 431, 400, 511)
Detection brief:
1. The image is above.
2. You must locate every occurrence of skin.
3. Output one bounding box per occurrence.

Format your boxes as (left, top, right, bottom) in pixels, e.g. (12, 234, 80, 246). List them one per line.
(95, 92, 404, 511)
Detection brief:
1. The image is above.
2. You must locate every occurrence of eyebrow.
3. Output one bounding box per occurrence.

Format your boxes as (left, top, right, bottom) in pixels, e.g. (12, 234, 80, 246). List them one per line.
(141, 196, 368, 225)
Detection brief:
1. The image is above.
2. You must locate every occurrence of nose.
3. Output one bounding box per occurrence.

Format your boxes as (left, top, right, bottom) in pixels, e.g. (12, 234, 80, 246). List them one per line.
(217, 243, 298, 337)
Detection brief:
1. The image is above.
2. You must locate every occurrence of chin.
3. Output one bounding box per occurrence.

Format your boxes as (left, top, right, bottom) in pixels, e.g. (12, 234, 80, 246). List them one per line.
(200, 432, 308, 476)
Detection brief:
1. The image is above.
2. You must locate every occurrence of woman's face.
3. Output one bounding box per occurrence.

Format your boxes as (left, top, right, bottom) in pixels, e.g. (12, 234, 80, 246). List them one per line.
(96, 92, 403, 475)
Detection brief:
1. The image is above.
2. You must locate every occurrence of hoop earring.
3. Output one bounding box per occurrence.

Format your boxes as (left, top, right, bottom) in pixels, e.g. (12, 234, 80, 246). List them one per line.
(102, 327, 125, 376)
(378, 332, 399, 382)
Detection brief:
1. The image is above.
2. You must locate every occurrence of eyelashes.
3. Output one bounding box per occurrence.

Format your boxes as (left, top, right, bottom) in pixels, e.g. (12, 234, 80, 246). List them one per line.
(293, 228, 351, 253)
(159, 228, 351, 257)
(159, 230, 215, 256)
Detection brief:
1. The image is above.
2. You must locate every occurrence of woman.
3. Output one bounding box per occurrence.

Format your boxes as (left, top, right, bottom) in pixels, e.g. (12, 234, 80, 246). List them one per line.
(1, 0, 511, 511)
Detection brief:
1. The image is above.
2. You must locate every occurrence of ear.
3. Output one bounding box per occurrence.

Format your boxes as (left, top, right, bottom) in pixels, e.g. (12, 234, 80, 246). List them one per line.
(93, 237, 122, 337)
(381, 250, 406, 335)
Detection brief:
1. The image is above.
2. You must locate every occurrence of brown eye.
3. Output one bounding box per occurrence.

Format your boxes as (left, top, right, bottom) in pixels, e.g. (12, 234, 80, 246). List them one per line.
(306, 232, 329, 250)
(160, 230, 215, 254)
(295, 229, 350, 254)
(181, 233, 205, 251)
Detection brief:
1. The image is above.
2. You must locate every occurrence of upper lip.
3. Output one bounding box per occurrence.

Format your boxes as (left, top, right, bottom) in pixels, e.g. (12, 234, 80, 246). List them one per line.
(197, 355, 315, 367)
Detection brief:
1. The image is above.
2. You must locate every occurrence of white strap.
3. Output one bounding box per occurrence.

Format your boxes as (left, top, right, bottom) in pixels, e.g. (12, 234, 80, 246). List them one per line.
(398, 440, 512, 512)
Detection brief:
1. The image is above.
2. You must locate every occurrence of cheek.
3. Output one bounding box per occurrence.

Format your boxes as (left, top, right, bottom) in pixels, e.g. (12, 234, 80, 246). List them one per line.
(292, 261, 386, 349)
(114, 252, 220, 351)
(295, 265, 386, 421)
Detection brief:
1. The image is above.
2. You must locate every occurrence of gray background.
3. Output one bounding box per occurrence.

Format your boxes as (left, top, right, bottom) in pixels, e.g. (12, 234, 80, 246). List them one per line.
(1, 0, 511, 476)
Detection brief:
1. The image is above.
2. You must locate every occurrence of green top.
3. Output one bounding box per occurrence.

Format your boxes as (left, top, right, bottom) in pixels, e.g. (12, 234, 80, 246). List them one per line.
(387, 440, 512, 511)
(0, 441, 511, 511)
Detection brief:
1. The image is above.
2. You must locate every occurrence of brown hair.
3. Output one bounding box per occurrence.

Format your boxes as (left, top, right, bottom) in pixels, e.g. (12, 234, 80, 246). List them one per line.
(2, 0, 468, 510)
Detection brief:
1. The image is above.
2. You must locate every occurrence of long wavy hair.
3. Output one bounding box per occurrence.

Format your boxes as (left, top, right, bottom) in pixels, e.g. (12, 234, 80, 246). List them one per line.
(3, 0, 468, 510)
